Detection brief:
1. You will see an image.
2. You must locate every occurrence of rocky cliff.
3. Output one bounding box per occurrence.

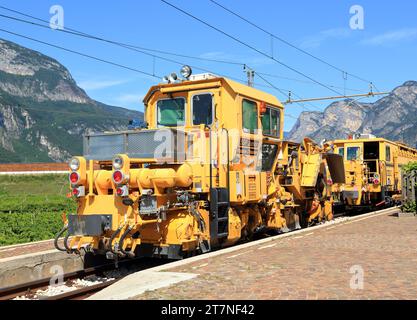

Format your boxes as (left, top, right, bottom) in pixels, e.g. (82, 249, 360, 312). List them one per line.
(0, 39, 143, 163)
(287, 81, 417, 147)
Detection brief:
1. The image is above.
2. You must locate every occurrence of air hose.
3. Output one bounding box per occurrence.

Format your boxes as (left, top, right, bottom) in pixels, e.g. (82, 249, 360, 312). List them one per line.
(54, 225, 68, 252)
(118, 225, 134, 258)
(109, 226, 123, 254)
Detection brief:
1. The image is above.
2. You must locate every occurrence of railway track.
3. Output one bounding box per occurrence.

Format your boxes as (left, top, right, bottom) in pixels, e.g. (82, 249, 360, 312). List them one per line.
(0, 257, 167, 300)
(0, 206, 399, 300)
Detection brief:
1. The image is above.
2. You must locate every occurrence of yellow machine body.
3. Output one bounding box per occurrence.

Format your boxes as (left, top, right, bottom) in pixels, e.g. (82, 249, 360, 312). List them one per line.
(61, 75, 345, 260)
(331, 136, 417, 208)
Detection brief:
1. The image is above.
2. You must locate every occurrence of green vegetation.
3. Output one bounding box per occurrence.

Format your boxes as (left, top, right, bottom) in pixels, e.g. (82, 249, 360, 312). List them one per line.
(403, 161, 417, 173)
(0, 174, 76, 246)
(401, 201, 416, 214)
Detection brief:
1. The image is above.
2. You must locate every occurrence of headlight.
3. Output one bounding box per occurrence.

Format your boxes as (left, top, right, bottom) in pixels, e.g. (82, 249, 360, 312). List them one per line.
(69, 157, 80, 171)
(180, 65, 192, 79)
(112, 156, 124, 170)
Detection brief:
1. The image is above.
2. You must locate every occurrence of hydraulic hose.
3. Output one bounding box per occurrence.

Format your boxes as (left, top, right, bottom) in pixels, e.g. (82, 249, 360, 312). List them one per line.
(63, 232, 72, 252)
(54, 225, 68, 252)
(109, 226, 123, 254)
(118, 225, 134, 258)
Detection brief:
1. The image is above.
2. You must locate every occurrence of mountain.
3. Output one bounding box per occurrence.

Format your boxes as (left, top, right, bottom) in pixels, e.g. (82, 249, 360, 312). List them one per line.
(287, 81, 417, 147)
(0, 39, 143, 163)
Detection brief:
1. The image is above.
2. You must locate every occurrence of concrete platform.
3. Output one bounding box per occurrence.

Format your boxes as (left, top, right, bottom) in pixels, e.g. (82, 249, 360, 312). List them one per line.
(88, 207, 412, 300)
(0, 249, 84, 288)
(0, 239, 57, 260)
(89, 271, 198, 300)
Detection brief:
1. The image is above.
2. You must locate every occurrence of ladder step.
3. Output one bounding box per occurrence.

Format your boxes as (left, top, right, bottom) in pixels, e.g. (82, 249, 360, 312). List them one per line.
(217, 217, 228, 222)
(217, 232, 228, 238)
(217, 202, 230, 206)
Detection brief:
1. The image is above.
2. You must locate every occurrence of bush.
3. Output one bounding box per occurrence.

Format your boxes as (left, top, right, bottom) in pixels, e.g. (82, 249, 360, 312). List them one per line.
(403, 162, 417, 174)
(0, 211, 64, 246)
(401, 201, 416, 213)
(0, 174, 76, 246)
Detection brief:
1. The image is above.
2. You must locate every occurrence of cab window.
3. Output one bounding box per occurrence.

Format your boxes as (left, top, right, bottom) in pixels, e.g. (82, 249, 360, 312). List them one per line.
(192, 93, 213, 125)
(338, 147, 345, 158)
(157, 98, 185, 126)
(262, 107, 281, 137)
(347, 147, 360, 160)
(386, 145, 391, 162)
(242, 99, 258, 133)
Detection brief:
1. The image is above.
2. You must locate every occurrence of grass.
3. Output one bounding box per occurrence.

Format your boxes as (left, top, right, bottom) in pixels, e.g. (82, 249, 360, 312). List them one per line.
(0, 174, 76, 246)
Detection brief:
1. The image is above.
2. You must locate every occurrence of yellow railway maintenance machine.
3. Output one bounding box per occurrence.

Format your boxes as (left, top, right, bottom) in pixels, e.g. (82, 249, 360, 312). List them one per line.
(331, 134, 417, 211)
(55, 68, 345, 260)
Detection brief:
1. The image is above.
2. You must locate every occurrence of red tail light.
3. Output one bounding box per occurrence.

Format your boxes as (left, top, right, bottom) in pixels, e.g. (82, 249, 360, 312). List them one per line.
(113, 170, 124, 184)
(116, 185, 128, 197)
(373, 178, 380, 185)
(116, 187, 124, 196)
(327, 178, 333, 186)
(71, 186, 85, 198)
(69, 172, 79, 184)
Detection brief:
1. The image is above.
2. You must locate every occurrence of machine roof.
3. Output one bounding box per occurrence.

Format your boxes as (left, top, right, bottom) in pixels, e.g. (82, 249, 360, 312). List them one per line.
(143, 76, 283, 108)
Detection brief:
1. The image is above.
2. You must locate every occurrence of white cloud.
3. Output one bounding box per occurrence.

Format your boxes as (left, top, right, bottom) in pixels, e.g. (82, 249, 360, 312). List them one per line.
(198, 51, 273, 68)
(78, 79, 127, 90)
(299, 28, 352, 49)
(115, 93, 145, 104)
(199, 51, 235, 61)
(361, 28, 417, 46)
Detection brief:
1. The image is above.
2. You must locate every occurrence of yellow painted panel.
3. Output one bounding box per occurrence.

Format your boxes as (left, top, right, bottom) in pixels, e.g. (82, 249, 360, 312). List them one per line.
(301, 153, 322, 187)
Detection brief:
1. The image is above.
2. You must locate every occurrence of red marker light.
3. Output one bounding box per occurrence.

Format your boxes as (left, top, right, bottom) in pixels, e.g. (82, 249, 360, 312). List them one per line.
(259, 101, 267, 115)
(113, 170, 124, 184)
(72, 188, 79, 196)
(69, 172, 79, 184)
(116, 187, 124, 196)
(327, 178, 333, 186)
(373, 179, 380, 185)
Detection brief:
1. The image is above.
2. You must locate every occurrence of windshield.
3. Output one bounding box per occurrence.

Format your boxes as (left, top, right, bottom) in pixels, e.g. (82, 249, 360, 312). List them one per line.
(262, 107, 280, 137)
(157, 98, 185, 126)
(192, 93, 213, 125)
(347, 146, 360, 160)
(243, 99, 258, 133)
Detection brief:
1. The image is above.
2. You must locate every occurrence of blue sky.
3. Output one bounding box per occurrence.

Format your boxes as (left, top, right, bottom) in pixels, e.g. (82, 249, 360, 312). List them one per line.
(0, 0, 416, 131)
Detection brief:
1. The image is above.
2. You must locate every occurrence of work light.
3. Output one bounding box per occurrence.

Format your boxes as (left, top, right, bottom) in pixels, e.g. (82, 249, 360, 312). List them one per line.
(180, 65, 192, 79)
(168, 73, 178, 83)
